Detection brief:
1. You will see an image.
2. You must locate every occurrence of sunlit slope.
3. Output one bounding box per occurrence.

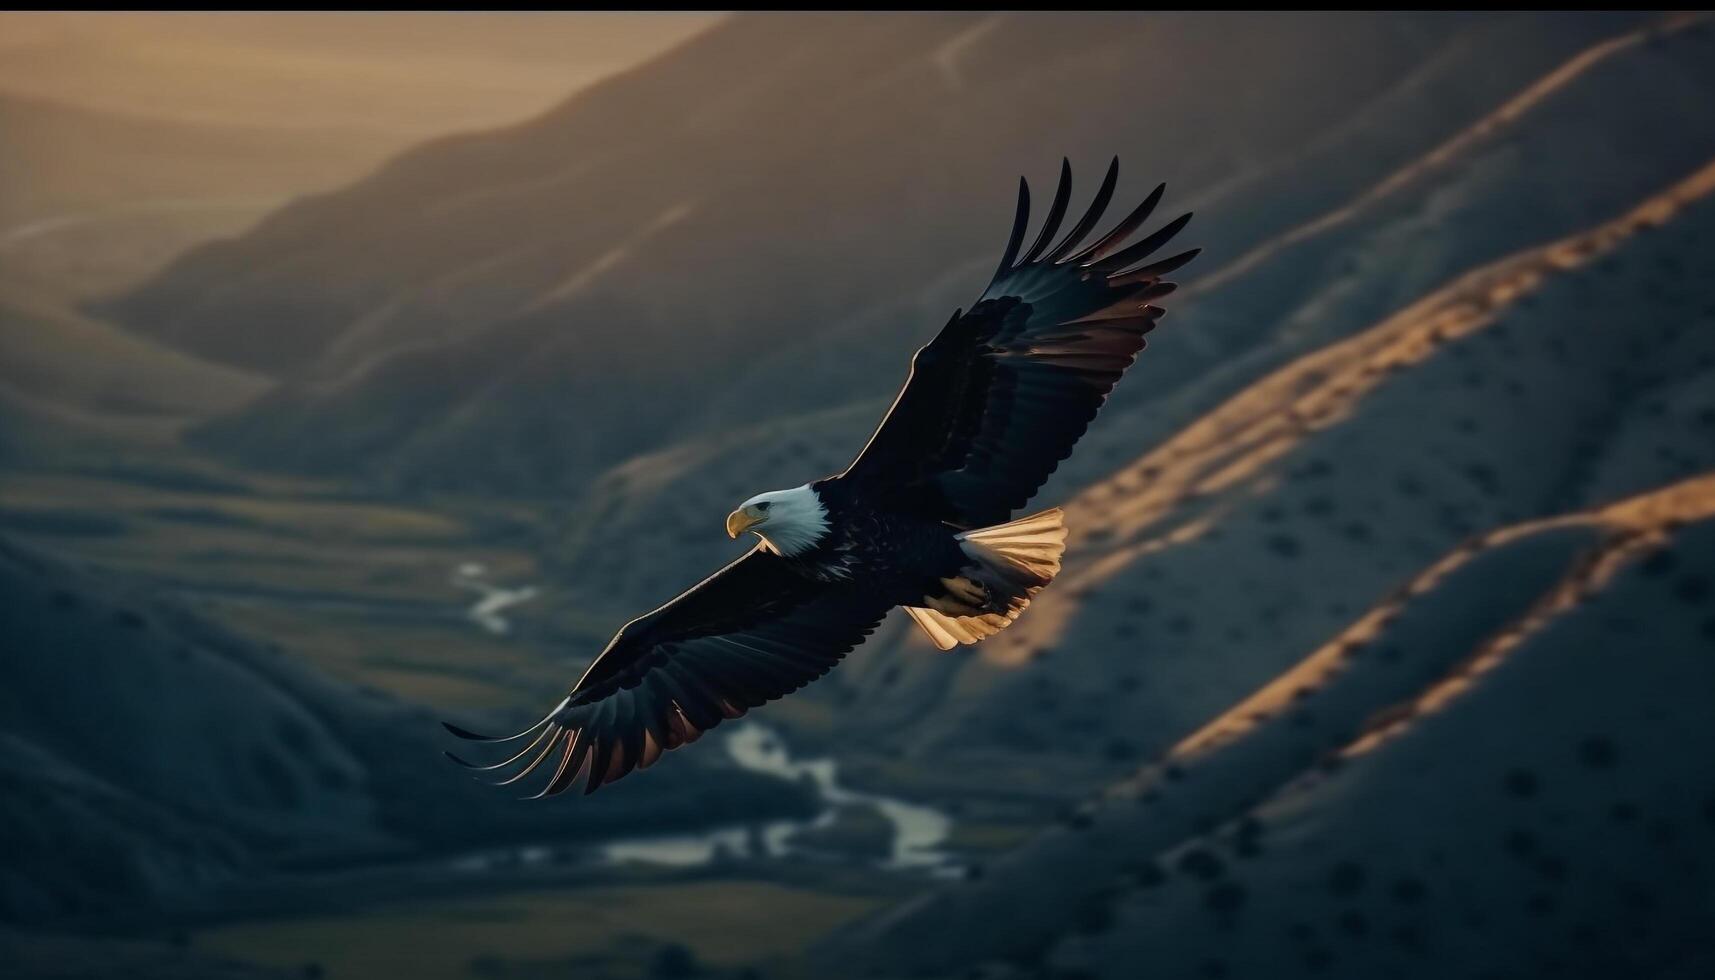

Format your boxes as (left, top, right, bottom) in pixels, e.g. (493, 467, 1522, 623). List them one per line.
(0, 93, 396, 230)
(535, 14, 1715, 649)
(0, 13, 720, 138)
(1057, 11, 1715, 498)
(820, 479, 1715, 977)
(1056, 506, 1715, 980)
(0, 93, 410, 295)
(807, 65, 1715, 972)
(814, 148, 1715, 801)
(105, 13, 1643, 491)
(0, 14, 720, 295)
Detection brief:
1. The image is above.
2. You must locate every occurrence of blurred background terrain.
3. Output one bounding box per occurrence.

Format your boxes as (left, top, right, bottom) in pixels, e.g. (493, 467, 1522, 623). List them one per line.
(2, 11, 1713, 980)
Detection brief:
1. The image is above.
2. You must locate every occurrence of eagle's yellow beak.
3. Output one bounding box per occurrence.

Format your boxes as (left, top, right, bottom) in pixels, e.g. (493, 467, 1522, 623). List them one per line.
(726, 507, 764, 539)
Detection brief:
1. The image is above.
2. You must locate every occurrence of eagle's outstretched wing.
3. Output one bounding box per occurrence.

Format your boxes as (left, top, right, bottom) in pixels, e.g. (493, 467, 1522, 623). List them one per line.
(444, 546, 888, 796)
(840, 158, 1198, 528)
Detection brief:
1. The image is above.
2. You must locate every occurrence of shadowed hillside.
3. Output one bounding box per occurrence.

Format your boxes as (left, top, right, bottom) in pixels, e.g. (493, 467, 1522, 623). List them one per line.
(0, 537, 815, 925)
(0, 264, 270, 463)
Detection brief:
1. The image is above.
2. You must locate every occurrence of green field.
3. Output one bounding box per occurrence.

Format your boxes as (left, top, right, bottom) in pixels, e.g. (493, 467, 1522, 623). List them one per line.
(193, 879, 882, 980)
(0, 464, 601, 713)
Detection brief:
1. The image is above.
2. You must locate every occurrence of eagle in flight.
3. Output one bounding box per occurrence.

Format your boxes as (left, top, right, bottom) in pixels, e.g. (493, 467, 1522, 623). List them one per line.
(446, 158, 1197, 796)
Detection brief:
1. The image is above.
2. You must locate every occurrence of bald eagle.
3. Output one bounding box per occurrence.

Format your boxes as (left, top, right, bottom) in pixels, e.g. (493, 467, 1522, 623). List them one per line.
(445, 158, 1197, 796)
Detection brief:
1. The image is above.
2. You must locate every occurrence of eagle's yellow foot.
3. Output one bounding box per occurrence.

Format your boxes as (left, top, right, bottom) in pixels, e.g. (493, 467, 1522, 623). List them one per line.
(940, 576, 988, 605)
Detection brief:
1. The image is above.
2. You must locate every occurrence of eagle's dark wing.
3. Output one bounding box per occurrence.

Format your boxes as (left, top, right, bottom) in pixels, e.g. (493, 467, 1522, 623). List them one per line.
(443, 546, 888, 796)
(840, 158, 1198, 528)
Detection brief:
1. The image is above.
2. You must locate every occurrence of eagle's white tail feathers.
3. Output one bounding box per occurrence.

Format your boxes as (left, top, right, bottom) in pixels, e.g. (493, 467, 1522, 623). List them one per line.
(959, 507, 1068, 579)
(906, 508, 1067, 650)
(904, 605, 984, 650)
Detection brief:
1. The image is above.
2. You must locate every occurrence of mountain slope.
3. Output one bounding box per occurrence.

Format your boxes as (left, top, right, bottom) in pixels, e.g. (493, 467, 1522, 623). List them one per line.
(0, 271, 267, 423)
(0, 539, 373, 920)
(805, 113, 1715, 979)
(0, 92, 410, 294)
(0, 13, 720, 139)
(817, 140, 1715, 788)
(0, 537, 817, 925)
(1052, 498, 1715, 980)
(531, 12, 1715, 652)
(0, 92, 398, 231)
(819, 478, 1715, 978)
(102, 12, 1644, 493)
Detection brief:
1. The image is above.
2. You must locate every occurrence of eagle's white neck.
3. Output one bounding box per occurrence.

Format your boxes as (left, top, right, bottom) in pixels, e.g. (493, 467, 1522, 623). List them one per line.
(743, 484, 829, 557)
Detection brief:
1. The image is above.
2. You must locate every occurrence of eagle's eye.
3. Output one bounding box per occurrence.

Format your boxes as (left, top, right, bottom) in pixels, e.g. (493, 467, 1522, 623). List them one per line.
(755, 502, 772, 512)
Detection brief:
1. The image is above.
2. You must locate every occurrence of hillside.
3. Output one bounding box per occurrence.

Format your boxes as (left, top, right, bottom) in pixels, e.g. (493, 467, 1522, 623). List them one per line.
(807, 113, 1715, 980)
(0, 93, 400, 230)
(0, 93, 409, 295)
(0, 256, 270, 467)
(0, 538, 373, 921)
(101, 12, 1645, 492)
(0, 270, 268, 434)
(0, 13, 720, 139)
(808, 17, 1715, 776)
(0, 14, 719, 302)
(820, 482, 1715, 978)
(0, 537, 816, 925)
(534, 12, 1715, 685)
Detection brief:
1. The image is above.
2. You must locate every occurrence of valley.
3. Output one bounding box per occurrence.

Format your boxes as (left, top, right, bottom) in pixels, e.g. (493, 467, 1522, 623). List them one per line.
(4, 11, 1713, 980)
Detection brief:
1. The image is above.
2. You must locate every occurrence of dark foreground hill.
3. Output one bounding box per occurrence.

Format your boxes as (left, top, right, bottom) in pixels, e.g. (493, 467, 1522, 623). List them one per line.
(0, 537, 813, 926)
(819, 480, 1715, 979)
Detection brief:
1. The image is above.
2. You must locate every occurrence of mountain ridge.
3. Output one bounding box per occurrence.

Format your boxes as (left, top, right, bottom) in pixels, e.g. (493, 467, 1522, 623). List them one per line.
(102, 12, 1646, 495)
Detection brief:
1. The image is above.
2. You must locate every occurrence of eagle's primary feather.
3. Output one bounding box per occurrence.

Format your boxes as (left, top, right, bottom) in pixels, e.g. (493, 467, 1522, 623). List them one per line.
(445, 157, 1196, 796)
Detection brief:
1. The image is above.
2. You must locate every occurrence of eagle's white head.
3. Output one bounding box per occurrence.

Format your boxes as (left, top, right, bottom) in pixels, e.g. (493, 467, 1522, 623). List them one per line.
(726, 484, 829, 557)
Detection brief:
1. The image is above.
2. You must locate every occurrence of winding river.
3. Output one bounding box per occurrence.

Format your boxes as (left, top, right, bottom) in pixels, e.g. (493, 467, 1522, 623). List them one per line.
(449, 562, 539, 635)
(598, 724, 957, 873)
(438, 565, 955, 876)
